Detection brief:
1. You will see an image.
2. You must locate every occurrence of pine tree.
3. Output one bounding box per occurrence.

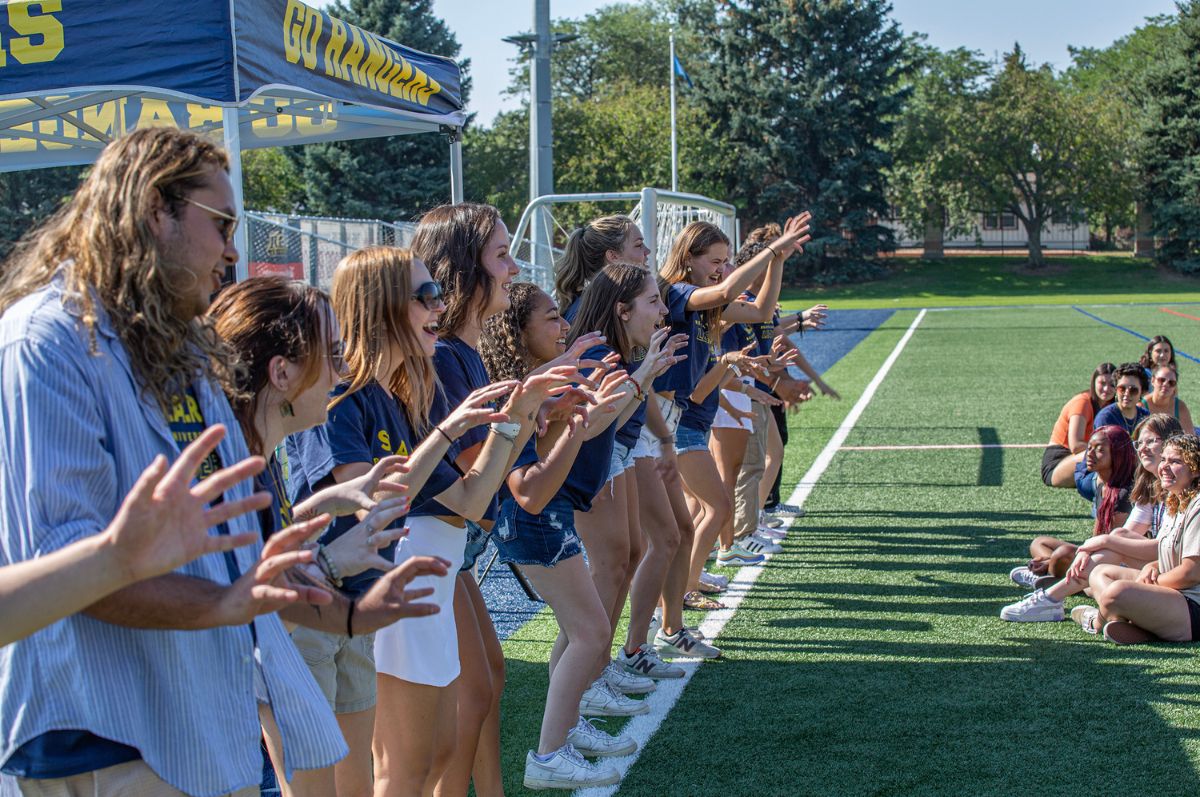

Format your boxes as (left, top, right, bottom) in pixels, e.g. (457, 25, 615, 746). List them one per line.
(678, 0, 909, 279)
(1141, 0, 1200, 272)
(290, 0, 469, 221)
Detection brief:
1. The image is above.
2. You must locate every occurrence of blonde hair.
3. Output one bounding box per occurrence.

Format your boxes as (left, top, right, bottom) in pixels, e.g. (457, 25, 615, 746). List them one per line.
(0, 127, 236, 412)
(554, 215, 638, 309)
(659, 221, 731, 355)
(329, 246, 437, 432)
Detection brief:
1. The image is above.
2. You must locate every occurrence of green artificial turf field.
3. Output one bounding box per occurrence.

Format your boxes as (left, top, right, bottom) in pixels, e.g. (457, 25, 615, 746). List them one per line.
(494, 299, 1200, 796)
(777, 255, 1200, 309)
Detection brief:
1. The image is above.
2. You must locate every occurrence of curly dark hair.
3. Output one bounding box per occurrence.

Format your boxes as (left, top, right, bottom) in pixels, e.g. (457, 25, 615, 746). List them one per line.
(480, 282, 545, 382)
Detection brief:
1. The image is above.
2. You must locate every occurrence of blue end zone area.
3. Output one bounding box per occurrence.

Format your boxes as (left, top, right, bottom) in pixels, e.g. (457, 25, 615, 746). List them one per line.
(480, 308, 896, 641)
(790, 309, 895, 375)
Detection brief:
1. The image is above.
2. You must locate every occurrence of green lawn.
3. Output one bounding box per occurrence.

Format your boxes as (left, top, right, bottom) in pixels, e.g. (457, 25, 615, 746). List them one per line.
(778, 255, 1200, 310)
(494, 296, 1200, 795)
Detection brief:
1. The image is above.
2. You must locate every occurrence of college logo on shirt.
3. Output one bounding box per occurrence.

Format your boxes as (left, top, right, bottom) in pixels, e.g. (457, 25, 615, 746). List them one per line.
(168, 392, 220, 480)
(375, 429, 409, 463)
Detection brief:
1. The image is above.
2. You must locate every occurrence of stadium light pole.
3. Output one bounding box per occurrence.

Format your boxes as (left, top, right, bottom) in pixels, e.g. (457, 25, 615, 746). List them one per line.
(504, 1, 577, 272)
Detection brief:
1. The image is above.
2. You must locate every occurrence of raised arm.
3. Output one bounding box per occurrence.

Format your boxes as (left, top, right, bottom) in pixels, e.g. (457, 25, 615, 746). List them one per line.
(685, 212, 812, 312)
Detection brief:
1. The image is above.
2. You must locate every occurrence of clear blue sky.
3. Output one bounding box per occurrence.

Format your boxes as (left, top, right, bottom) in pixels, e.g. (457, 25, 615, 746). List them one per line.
(322, 0, 1180, 126)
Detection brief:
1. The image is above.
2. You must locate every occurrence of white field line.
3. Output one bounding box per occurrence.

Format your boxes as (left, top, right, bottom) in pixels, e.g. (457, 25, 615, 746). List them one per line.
(840, 443, 1044, 451)
(575, 309, 927, 797)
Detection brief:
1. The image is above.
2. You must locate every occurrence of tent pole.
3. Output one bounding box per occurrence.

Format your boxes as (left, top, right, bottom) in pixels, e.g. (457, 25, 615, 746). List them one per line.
(222, 107, 249, 282)
(449, 132, 464, 204)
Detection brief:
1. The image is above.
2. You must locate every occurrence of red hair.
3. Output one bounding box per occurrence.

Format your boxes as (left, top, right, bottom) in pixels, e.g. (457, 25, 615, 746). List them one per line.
(1093, 424, 1136, 535)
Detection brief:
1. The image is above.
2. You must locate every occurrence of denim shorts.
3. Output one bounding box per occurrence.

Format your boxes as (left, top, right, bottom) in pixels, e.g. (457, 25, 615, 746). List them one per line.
(674, 422, 711, 454)
(633, 394, 681, 459)
(493, 495, 584, 567)
(460, 519, 492, 572)
(607, 441, 634, 482)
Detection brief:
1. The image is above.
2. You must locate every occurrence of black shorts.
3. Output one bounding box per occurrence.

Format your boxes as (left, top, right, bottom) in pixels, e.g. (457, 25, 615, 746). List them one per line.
(1186, 597, 1200, 641)
(1041, 444, 1071, 486)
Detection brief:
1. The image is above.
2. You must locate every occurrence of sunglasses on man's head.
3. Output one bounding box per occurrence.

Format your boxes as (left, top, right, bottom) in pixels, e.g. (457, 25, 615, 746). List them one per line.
(412, 281, 445, 311)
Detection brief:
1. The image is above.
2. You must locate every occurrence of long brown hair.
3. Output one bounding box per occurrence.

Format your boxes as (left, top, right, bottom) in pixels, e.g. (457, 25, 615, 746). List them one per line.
(0, 127, 236, 412)
(412, 202, 502, 339)
(565, 263, 652, 363)
(208, 276, 333, 456)
(329, 246, 438, 432)
(1130, 414, 1184, 507)
(554, 214, 637, 309)
(480, 282, 544, 382)
(659, 221, 730, 355)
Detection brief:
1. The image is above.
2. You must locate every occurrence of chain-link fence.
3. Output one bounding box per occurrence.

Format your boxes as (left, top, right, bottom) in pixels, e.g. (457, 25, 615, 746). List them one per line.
(247, 190, 736, 294)
(245, 212, 418, 291)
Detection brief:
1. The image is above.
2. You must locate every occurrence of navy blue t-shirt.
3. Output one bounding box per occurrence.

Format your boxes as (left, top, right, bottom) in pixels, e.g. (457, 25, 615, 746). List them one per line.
(429, 336, 498, 522)
(255, 454, 294, 538)
(753, 303, 781, 393)
(286, 381, 461, 596)
(1093, 403, 1148, 437)
(654, 283, 714, 404)
(563, 294, 583, 324)
(679, 322, 746, 432)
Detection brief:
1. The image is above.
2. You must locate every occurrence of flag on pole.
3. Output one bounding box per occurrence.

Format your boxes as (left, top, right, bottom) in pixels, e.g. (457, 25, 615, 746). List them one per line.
(673, 54, 693, 89)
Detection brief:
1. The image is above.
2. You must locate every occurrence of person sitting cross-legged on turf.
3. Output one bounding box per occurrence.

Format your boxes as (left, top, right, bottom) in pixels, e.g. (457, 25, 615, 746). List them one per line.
(1041, 362, 1115, 488)
(1142, 364, 1195, 433)
(1093, 362, 1150, 437)
(1083, 433, 1200, 645)
(1011, 424, 1136, 589)
(1003, 414, 1180, 622)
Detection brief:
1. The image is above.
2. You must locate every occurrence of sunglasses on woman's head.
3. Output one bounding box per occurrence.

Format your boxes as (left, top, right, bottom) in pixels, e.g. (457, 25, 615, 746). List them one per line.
(412, 281, 445, 311)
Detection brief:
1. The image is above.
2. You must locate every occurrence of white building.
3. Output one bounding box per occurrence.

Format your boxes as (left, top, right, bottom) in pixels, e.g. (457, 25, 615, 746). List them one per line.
(881, 210, 1090, 251)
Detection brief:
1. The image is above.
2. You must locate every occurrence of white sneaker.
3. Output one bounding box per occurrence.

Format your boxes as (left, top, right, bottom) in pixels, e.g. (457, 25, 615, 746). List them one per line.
(603, 660, 656, 695)
(760, 514, 785, 529)
(1000, 589, 1064, 622)
(618, 644, 685, 679)
(1009, 566, 1041, 590)
(716, 541, 765, 566)
(656, 627, 722, 659)
(567, 716, 637, 757)
(1072, 605, 1100, 634)
(755, 525, 787, 542)
(524, 744, 620, 789)
(579, 679, 650, 717)
(646, 607, 663, 646)
(749, 532, 783, 553)
(699, 571, 728, 589)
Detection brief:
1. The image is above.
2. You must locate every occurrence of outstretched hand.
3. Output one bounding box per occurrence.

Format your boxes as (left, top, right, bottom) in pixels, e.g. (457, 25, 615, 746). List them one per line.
(293, 455, 409, 521)
(108, 424, 270, 583)
(353, 555, 452, 633)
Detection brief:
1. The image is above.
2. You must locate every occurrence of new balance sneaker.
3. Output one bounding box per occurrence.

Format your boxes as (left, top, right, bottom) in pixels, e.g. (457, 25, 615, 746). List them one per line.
(646, 607, 663, 646)
(699, 571, 729, 590)
(748, 532, 784, 554)
(716, 541, 766, 567)
(619, 644, 685, 679)
(1009, 565, 1040, 590)
(767, 503, 806, 519)
(524, 744, 620, 789)
(1000, 589, 1064, 622)
(603, 660, 656, 695)
(656, 627, 722, 659)
(579, 679, 650, 717)
(1071, 605, 1100, 634)
(567, 716, 637, 758)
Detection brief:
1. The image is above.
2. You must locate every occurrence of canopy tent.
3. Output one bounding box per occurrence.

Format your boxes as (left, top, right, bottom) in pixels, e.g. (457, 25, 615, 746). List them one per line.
(0, 0, 468, 278)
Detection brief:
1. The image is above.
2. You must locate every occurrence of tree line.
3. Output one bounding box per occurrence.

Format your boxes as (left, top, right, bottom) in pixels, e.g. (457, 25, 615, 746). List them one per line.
(0, 0, 1197, 279)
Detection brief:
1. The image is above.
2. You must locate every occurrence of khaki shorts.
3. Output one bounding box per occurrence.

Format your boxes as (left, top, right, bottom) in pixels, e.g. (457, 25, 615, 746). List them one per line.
(290, 625, 377, 714)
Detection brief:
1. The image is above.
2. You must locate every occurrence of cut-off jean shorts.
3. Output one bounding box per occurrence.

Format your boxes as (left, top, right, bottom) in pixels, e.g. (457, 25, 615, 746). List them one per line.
(632, 394, 682, 460)
(493, 495, 584, 568)
(674, 422, 712, 454)
(607, 440, 635, 482)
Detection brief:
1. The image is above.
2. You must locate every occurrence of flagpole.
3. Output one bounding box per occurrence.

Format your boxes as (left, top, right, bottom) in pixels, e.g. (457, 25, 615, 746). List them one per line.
(669, 30, 678, 192)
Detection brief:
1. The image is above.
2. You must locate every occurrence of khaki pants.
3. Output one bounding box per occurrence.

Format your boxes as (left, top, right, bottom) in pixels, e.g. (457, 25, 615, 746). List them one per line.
(11, 759, 258, 797)
(734, 402, 771, 536)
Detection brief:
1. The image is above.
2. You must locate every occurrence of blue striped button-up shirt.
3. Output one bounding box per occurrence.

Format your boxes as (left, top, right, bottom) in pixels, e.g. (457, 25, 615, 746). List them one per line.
(0, 277, 347, 796)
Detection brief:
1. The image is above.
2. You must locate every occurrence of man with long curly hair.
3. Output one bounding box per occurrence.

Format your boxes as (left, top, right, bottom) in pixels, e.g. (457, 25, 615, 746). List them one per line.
(0, 128, 347, 795)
